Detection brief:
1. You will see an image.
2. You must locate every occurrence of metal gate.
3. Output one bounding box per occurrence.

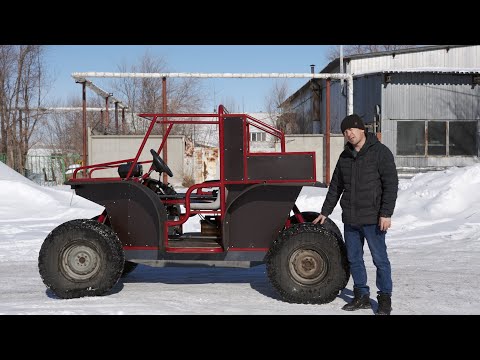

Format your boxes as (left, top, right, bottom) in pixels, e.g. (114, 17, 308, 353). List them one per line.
(24, 155, 66, 186)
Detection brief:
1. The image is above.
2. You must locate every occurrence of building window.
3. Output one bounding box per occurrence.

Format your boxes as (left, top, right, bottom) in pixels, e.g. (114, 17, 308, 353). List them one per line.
(449, 122, 477, 156)
(397, 121, 477, 156)
(397, 121, 425, 155)
(251, 132, 266, 142)
(428, 121, 447, 156)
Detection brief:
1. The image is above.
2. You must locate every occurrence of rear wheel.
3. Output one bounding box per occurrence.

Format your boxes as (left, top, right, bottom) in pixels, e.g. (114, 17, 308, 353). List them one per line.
(289, 211, 348, 265)
(266, 223, 349, 304)
(38, 219, 125, 299)
(289, 211, 342, 241)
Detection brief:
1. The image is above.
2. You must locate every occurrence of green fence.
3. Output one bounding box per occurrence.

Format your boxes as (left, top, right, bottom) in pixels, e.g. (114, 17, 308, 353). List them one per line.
(1, 153, 82, 186)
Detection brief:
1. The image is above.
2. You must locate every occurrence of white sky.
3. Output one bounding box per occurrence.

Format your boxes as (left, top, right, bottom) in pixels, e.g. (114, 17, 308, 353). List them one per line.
(1, 160, 479, 314)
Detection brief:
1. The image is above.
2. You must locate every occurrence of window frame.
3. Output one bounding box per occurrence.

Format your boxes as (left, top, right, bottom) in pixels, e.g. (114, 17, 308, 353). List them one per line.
(397, 120, 477, 157)
(250, 131, 266, 142)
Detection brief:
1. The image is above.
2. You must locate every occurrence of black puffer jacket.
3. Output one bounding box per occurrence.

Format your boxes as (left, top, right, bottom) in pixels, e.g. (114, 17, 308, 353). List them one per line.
(321, 132, 398, 224)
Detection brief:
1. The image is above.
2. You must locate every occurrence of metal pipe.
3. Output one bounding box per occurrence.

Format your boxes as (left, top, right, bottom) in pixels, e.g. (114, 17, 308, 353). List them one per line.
(340, 45, 344, 89)
(162, 77, 168, 184)
(122, 108, 125, 135)
(72, 71, 354, 120)
(105, 96, 109, 132)
(326, 78, 331, 185)
(115, 102, 119, 134)
(14, 107, 124, 112)
(73, 72, 353, 79)
(82, 82, 87, 174)
(74, 79, 127, 109)
(348, 76, 353, 115)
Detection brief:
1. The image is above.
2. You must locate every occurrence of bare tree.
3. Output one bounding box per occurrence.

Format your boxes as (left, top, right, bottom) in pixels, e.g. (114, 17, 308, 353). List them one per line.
(327, 45, 418, 61)
(38, 95, 106, 165)
(39, 51, 206, 168)
(0, 45, 49, 173)
(0, 46, 14, 157)
(110, 51, 205, 135)
(264, 80, 296, 134)
(220, 96, 239, 113)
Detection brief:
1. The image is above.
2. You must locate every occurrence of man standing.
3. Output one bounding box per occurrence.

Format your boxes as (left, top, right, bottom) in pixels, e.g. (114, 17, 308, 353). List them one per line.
(313, 114, 398, 315)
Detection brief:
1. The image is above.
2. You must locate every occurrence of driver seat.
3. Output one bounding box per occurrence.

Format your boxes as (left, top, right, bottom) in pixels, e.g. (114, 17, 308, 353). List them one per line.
(190, 187, 226, 211)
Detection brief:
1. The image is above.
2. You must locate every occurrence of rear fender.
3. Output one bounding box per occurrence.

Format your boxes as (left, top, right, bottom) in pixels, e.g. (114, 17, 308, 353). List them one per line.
(224, 184, 303, 249)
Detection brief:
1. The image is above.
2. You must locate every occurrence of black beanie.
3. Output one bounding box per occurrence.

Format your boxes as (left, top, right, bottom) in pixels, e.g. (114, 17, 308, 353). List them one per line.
(341, 114, 365, 133)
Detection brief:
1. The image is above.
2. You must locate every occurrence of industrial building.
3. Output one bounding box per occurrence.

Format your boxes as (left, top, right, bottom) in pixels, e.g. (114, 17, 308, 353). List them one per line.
(283, 45, 480, 174)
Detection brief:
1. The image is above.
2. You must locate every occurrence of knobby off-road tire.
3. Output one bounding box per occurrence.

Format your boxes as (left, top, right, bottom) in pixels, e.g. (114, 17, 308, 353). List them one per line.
(266, 223, 349, 304)
(289, 211, 348, 262)
(38, 219, 125, 299)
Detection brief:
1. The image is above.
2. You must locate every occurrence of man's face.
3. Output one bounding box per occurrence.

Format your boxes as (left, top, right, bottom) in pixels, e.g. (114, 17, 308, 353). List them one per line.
(343, 127, 365, 146)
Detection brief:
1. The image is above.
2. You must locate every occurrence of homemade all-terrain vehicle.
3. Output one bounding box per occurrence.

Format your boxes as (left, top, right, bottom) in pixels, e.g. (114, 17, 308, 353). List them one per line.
(38, 105, 349, 303)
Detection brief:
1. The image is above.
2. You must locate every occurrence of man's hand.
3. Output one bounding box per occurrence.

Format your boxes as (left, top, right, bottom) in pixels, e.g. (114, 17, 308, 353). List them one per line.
(379, 217, 392, 231)
(312, 214, 327, 225)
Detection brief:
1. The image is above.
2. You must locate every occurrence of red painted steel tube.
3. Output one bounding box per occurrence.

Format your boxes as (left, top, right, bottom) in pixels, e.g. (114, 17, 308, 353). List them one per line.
(126, 115, 157, 179)
(162, 77, 168, 184)
(326, 78, 331, 185)
(243, 115, 248, 182)
(218, 105, 226, 221)
(114, 101, 119, 134)
(82, 82, 87, 175)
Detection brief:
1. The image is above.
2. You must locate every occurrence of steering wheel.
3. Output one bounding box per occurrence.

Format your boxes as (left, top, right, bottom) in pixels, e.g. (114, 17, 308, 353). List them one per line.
(150, 149, 173, 177)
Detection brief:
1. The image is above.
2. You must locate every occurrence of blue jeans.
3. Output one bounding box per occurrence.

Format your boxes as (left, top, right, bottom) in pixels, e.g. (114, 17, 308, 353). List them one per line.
(344, 223, 392, 296)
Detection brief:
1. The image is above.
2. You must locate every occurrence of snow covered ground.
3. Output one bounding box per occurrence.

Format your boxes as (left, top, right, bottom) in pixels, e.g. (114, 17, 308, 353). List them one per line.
(1, 160, 479, 314)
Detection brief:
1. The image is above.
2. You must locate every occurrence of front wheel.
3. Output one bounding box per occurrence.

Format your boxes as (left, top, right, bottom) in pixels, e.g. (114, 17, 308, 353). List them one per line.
(266, 223, 349, 304)
(38, 219, 125, 299)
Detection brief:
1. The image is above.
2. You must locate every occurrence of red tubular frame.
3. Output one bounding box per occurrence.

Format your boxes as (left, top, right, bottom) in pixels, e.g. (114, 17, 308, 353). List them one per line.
(70, 105, 316, 253)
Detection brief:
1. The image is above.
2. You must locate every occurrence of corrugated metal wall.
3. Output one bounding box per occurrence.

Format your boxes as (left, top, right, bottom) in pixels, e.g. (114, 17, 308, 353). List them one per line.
(348, 46, 480, 74)
(289, 86, 316, 134)
(319, 80, 346, 133)
(288, 46, 480, 171)
(381, 73, 480, 168)
(318, 75, 382, 134)
(383, 73, 480, 120)
(352, 74, 383, 127)
(310, 46, 480, 134)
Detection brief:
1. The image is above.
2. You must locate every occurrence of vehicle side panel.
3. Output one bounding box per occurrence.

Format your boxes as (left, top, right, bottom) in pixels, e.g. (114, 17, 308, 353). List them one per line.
(247, 154, 315, 181)
(69, 181, 167, 251)
(224, 184, 302, 249)
(224, 117, 245, 181)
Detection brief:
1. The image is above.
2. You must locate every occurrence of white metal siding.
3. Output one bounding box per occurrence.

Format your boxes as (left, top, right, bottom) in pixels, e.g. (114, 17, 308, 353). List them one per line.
(350, 46, 480, 74)
(384, 73, 480, 120)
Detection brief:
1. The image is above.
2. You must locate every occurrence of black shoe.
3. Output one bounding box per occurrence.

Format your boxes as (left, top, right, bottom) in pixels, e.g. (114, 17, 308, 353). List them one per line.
(342, 290, 371, 311)
(376, 293, 392, 315)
